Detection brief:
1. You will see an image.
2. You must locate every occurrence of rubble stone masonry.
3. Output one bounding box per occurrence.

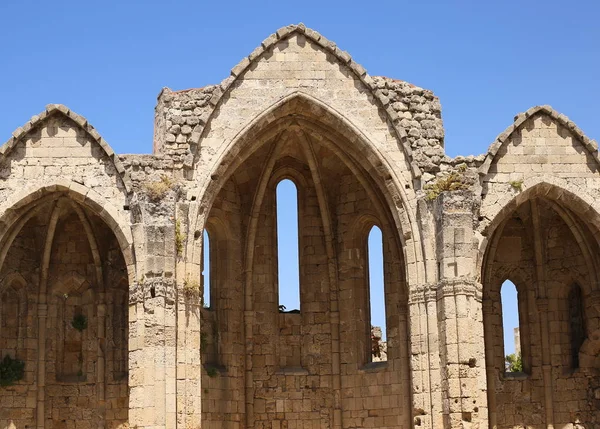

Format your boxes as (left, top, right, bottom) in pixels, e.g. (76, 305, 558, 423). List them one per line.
(0, 24, 598, 429)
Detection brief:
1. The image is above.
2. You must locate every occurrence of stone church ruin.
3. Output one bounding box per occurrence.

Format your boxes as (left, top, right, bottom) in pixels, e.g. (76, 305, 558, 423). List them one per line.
(0, 23, 598, 429)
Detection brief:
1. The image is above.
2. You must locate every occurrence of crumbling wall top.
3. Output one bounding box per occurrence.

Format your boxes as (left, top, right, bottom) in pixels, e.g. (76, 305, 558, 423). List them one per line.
(152, 23, 450, 180)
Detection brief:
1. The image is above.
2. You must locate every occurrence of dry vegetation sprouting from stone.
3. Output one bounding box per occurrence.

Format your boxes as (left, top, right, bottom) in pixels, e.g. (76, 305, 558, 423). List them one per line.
(1, 23, 599, 429)
(143, 174, 175, 202)
(175, 220, 185, 256)
(183, 277, 201, 300)
(423, 168, 470, 200)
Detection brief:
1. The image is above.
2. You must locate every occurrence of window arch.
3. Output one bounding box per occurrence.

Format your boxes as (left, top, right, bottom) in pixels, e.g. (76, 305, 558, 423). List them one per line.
(500, 279, 529, 374)
(500, 280, 520, 372)
(203, 229, 211, 308)
(276, 179, 300, 312)
(367, 225, 387, 363)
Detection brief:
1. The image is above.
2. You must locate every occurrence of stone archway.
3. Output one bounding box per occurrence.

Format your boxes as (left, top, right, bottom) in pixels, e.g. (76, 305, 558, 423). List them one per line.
(193, 105, 413, 429)
(482, 187, 600, 429)
(0, 193, 130, 429)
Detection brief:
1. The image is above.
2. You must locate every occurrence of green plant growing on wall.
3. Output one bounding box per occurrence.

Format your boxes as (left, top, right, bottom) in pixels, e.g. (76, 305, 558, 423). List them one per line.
(0, 355, 25, 387)
(424, 171, 469, 201)
(505, 352, 523, 372)
(509, 180, 523, 192)
(71, 313, 88, 332)
(205, 366, 218, 378)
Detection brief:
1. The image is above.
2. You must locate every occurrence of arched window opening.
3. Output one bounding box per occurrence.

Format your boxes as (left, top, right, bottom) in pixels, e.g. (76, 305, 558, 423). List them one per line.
(568, 284, 586, 369)
(368, 225, 387, 362)
(203, 230, 211, 308)
(276, 179, 300, 312)
(501, 280, 523, 373)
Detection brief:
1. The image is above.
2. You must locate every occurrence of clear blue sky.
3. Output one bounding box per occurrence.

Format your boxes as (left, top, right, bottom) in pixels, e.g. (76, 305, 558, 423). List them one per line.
(3, 1, 595, 347)
(1, 0, 597, 157)
(501, 281, 519, 356)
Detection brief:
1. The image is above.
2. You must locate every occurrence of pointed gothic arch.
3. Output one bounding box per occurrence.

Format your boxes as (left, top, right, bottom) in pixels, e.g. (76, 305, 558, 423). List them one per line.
(190, 92, 424, 280)
(2, 104, 132, 194)
(187, 24, 421, 180)
(0, 186, 132, 429)
(188, 90, 414, 428)
(479, 105, 600, 177)
(0, 180, 135, 285)
(481, 182, 600, 429)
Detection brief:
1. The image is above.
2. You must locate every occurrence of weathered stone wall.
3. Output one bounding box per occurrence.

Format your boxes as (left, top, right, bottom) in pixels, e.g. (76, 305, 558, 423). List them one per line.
(0, 200, 129, 429)
(478, 106, 600, 429)
(0, 22, 599, 429)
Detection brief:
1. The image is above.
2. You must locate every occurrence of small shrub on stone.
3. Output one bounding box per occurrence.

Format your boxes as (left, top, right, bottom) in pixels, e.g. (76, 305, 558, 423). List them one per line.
(0, 354, 25, 387)
(505, 352, 523, 372)
(509, 180, 523, 191)
(143, 175, 174, 202)
(424, 172, 469, 201)
(71, 313, 88, 332)
(205, 366, 218, 378)
(175, 220, 185, 256)
(183, 277, 201, 299)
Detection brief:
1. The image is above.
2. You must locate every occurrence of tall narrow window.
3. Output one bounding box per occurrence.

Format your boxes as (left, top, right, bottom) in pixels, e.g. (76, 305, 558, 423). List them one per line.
(569, 284, 585, 369)
(276, 179, 300, 312)
(501, 280, 522, 372)
(203, 230, 211, 308)
(368, 225, 386, 362)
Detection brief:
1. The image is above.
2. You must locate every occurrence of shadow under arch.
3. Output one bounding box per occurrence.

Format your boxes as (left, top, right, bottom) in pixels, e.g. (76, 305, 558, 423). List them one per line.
(0, 180, 136, 285)
(190, 91, 425, 283)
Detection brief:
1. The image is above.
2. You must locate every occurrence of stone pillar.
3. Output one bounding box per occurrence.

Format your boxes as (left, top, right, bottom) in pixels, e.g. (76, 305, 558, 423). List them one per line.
(36, 302, 47, 429)
(482, 300, 497, 429)
(128, 216, 177, 429)
(174, 202, 203, 429)
(409, 284, 442, 429)
(434, 191, 488, 429)
(97, 301, 107, 429)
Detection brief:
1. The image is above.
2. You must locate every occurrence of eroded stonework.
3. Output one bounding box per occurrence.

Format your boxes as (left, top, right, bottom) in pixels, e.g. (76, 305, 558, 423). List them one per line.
(0, 23, 599, 429)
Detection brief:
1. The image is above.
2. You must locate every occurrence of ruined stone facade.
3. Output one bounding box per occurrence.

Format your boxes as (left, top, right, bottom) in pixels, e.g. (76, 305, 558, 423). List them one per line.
(0, 24, 599, 429)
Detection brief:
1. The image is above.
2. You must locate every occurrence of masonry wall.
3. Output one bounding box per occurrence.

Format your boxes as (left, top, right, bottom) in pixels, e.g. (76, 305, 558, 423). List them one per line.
(478, 108, 600, 429)
(0, 23, 599, 429)
(0, 200, 129, 429)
